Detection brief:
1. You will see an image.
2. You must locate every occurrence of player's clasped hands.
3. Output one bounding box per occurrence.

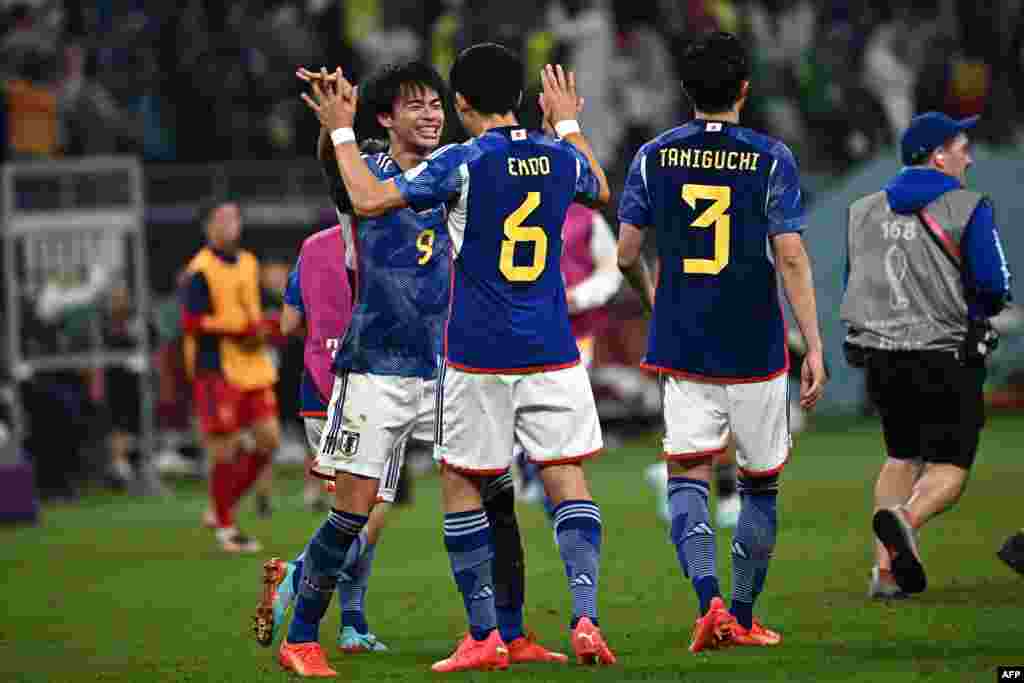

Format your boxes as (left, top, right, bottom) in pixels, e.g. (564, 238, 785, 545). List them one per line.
(297, 66, 357, 132)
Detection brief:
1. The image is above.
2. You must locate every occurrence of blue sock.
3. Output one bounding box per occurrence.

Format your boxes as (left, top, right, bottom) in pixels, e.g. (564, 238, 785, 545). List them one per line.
(287, 509, 368, 643)
(444, 510, 497, 641)
(290, 555, 304, 595)
(553, 500, 602, 627)
(668, 477, 720, 615)
(339, 541, 375, 634)
(731, 480, 778, 629)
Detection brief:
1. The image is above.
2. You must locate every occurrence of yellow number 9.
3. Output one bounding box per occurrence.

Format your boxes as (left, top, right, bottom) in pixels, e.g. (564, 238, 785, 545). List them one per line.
(682, 184, 731, 275)
(417, 229, 435, 265)
(500, 192, 547, 282)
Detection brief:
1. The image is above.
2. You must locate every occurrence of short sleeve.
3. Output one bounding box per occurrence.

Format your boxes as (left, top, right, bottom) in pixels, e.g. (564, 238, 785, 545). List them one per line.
(617, 146, 652, 227)
(392, 144, 466, 208)
(283, 258, 304, 314)
(565, 143, 600, 204)
(766, 143, 804, 235)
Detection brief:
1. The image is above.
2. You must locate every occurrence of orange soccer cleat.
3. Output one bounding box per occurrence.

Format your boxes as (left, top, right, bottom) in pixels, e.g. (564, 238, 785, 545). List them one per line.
(722, 618, 782, 647)
(431, 630, 509, 673)
(689, 597, 735, 653)
(571, 617, 617, 665)
(507, 632, 569, 664)
(278, 640, 337, 678)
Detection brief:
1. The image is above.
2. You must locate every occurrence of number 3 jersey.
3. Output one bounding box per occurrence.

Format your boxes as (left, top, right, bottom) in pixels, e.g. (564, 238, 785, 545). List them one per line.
(331, 151, 450, 379)
(393, 127, 600, 373)
(618, 120, 805, 381)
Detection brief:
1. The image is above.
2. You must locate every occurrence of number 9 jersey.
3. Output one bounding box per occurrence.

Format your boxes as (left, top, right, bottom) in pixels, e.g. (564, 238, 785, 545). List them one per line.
(618, 120, 805, 381)
(394, 127, 601, 373)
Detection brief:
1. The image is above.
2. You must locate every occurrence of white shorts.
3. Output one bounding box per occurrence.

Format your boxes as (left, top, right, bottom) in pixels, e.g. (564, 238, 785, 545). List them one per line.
(435, 362, 602, 474)
(313, 372, 434, 492)
(661, 373, 791, 478)
(303, 416, 404, 504)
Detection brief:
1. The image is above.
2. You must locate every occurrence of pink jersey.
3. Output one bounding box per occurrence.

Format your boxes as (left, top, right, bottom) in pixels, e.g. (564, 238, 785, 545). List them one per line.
(562, 204, 609, 339)
(298, 226, 352, 403)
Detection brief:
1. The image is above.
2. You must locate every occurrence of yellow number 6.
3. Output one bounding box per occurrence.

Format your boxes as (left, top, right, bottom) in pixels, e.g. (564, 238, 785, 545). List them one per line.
(682, 184, 730, 275)
(500, 192, 547, 282)
(417, 229, 435, 265)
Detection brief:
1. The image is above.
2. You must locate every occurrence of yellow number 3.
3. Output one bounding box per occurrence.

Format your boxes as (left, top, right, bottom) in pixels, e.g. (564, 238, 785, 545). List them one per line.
(500, 192, 547, 282)
(416, 229, 435, 265)
(682, 184, 731, 275)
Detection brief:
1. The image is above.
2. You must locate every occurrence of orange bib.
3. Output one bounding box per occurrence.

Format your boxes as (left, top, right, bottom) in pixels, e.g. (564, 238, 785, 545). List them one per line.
(184, 248, 277, 390)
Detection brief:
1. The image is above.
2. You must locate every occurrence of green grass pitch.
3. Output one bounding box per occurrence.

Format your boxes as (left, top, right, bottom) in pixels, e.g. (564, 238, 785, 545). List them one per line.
(2, 416, 1023, 682)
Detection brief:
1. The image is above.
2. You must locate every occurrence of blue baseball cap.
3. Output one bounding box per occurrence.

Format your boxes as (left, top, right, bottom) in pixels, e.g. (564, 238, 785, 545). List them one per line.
(901, 112, 979, 165)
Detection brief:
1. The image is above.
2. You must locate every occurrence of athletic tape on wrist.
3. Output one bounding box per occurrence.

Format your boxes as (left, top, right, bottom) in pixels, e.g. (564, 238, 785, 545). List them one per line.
(555, 120, 581, 138)
(330, 127, 356, 145)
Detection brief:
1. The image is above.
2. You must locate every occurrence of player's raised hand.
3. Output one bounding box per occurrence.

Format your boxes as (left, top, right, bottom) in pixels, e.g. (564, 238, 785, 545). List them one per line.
(539, 91, 584, 137)
(300, 67, 357, 132)
(800, 349, 827, 410)
(540, 64, 583, 127)
(295, 66, 339, 83)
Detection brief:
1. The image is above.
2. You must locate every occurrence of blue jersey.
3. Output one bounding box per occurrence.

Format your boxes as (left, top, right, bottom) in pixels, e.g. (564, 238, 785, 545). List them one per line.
(283, 259, 332, 416)
(618, 120, 805, 381)
(394, 127, 600, 372)
(331, 152, 450, 379)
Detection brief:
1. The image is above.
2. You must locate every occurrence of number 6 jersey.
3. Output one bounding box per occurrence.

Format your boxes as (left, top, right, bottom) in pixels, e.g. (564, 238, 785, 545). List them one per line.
(618, 120, 805, 381)
(330, 151, 450, 379)
(393, 127, 601, 373)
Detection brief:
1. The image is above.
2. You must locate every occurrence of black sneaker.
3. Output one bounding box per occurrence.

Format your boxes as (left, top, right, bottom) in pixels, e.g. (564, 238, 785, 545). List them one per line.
(873, 508, 927, 594)
(997, 531, 1024, 576)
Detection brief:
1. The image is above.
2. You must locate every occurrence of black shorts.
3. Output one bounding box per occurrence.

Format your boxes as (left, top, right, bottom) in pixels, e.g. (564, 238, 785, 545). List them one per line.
(865, 350, 985, 469)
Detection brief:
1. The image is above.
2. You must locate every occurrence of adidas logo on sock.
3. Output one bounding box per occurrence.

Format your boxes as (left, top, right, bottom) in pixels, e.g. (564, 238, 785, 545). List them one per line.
(470, 584, 494, 601)
(686, 523, 714, 539)
(732, 541, 748, 559)
(571, 573, 594, 587)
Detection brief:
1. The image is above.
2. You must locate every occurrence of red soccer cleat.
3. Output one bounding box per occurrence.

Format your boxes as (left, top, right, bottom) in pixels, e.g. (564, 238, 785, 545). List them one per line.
(689, 597, 735, 653)
(431, 630, 509, 673)
(571, 617, 616, 665)
(722, 618, 782, 647)
(278, 640, 337, 677)
(507, 631, 569, 664)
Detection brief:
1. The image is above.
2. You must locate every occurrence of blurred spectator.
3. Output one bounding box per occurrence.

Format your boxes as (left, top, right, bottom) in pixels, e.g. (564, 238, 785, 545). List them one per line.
(97, 281, 153, 491)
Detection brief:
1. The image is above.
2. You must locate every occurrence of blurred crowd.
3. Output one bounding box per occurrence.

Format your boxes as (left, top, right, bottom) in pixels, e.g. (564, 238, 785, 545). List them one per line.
(2, 0, 1023, 175)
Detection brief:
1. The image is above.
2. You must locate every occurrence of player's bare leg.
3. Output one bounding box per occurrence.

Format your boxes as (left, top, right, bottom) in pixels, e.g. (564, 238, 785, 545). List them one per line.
(304, 452, 328, 510)
(871, 457, 921, 598)
(539, 463, 615, 665)
(714, 440, 740, 529)
(874, 462, 967, 595)
(433, 466, 509, 673)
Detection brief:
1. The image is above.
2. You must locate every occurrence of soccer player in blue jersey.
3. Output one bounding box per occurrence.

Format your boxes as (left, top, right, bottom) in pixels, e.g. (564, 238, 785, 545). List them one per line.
(272, 61, 565, 677)
(301, 45, 616, 671)
(617, 32, 827, 652)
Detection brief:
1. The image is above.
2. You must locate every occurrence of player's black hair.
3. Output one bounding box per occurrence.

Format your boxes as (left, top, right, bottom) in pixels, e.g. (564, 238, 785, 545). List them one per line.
(355, 61, 448, 141)
(197, 196, 234, 230)
(449, 43, 523, 116)
(679, 32, 750, 115)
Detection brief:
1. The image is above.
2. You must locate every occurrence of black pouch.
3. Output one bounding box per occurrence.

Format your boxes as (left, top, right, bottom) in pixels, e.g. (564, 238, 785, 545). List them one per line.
(959, 320, 999, 366)
(842, 341, 872, 368)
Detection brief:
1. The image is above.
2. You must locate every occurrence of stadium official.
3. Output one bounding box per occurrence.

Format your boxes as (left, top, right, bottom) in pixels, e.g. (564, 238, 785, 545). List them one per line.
(840, 112, 1012, 598)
